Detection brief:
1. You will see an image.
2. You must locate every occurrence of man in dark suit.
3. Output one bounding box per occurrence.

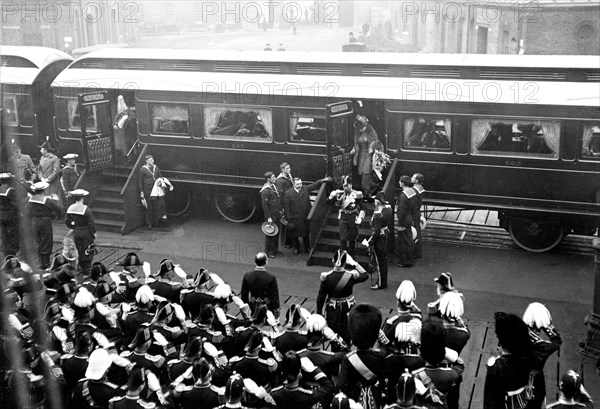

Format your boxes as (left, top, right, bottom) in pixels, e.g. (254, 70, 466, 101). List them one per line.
(137, 154, 161, 229)
(260, 171, 282, 258)
(283, 177, 327, 255)
(240, 252, 280, 318)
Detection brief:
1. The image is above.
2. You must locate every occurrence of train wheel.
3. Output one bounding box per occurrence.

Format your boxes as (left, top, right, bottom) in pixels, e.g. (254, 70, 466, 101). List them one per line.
(166, 187, 191, 216)
(214, 192, 257, 223)
(509, 219, 564, 253)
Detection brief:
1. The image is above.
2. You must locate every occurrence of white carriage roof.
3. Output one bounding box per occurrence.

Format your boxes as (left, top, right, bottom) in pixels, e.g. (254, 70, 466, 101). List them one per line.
(52, 69, 600, 107)
(71, 48, 600, 70)
(1, 46, 73, 85)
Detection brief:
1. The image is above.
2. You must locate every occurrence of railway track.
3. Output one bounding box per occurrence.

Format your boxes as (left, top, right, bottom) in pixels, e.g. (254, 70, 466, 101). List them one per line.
(422, 218, 595, 255)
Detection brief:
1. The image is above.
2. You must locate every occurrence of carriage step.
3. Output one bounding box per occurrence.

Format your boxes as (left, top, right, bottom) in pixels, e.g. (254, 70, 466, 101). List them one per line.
(94, 218, 123, 234)
(93, 197, 123, 210)
(93, 208, 125, 222)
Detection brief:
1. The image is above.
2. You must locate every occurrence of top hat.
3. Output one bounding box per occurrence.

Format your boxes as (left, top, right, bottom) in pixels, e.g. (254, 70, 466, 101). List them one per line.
(118, 252, 143, 267)
(31, 181, 49, 192)
(85, 348, 112, 380)
(434, 272, 455, 291)
(63, 153, 78, 160)
(261, 221, 279, 237)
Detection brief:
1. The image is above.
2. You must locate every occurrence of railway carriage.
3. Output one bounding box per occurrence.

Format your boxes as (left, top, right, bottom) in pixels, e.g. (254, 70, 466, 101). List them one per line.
(40, 49, 600, 250)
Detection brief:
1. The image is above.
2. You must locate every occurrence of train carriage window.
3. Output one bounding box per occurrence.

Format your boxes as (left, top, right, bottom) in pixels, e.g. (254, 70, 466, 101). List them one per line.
(204, 106, 272, 142)
(288, 110, 326, 143)
(1, 94, 18, 126)
(581, 124, 600, 159)
(471, 118, 559, 159)
(403, 116, 452, 151)
(68, 99, 98, 132)
(151, 104, 190, 136)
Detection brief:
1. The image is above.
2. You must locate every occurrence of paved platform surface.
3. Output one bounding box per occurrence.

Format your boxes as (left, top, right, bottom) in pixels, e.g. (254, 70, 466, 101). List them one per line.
(49, 217, 600, 404)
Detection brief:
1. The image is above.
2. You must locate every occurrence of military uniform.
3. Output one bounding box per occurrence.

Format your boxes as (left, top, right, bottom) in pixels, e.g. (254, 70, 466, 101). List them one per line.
(229, 353, 277, 388)
(384, 347, 426, 403)
(26, 192, 61, 268)
(0, 182, 20, 256)
(61, 164, 79, 205)
(526, 325, 562, 409)
(108, 395, 159, 409)
(412, 184, 425, 259)
(180, 288, 214, 320)
(381, 311, 423, 354)
(483, 353, 531, 409)
(443, 320, 470, 356)
(148, 278, 184, 304)
(121, 306, 154, 346)
(271, 368, 333, 409)
(316, 266, 368, 344)
(69, 378, 119, 409)
(275, 171, 293, 248)
(138, 162, 162, 228)
(260, 182, 282, 256)
(120, 351, 166, 375)
(327, 188, 364, 255)
(274, 329, 308, 355)
(413, 359, 465, 409)
(396, 187, 416, 266)
(65, 201, 96, 273)
(370, 206, 393, 289)
(175, 383, 223, 409)
(338, 349, 387, 408)
(298, 346, 345, 378)
(60, 353, 89, 390)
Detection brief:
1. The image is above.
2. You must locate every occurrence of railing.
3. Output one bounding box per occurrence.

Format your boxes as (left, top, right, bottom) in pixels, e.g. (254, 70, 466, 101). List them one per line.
(120, 144, 147, 234)
(382, 158, 399, 205)
(307, 182, 332, 265)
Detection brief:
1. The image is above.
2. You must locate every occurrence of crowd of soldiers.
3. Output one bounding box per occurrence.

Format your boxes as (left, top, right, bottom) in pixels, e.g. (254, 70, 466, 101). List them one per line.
(0, 242, 593, 409)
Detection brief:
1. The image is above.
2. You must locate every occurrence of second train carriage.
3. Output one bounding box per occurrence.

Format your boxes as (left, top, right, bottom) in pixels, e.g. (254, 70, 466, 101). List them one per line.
(49, 49, 600, 251)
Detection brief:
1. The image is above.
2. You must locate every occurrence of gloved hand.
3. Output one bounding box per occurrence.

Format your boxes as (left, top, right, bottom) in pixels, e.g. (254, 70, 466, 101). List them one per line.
(173, 265, 187, 279)
(153, 331, 169, 347)
(231, 295, 245, 308)
(215, 307, 230, 325)
(146, 370, 161, 392)
(142, 262, 151, 278)
(266, 310, 278, 327)
(306, 314, 326, 333)
(243, 378, 266, 398)
(92, 332, 111, 348)
(262, 338, 275, 352)
(173, 303, 186, 322)
(300, 357, 317, 373)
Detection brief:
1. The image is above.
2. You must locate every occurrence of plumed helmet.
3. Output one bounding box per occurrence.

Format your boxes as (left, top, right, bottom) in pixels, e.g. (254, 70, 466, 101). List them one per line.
(439, 291, 464, 320)
(560, 370, 582, 399)
(420, 316, 446, 365)
(225, 373, 245, 402)
(73, 288, 95, 309)
(395, 318, 422, 344)
(213, 283, 232, 301)
(522, 302, 552, 330)
(494, 311, 532, 356)
(348, 304, 382, 350)
(135, 285, 155, 305)
(307, 314, 327, 334)
(396, 280, 416, 306)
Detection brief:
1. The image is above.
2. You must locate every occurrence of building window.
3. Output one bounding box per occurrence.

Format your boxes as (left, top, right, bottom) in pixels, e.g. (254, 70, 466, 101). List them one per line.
(1, 94, 18, 126)
(150, 104, 190, 136)
(68, 99, 97, 132)
(582, 123, 600, 159)
(288, 110, 326, 143)
(403, 116, 452, 151)
(204, 107, 272, 142)
(471, 118, 560, 158)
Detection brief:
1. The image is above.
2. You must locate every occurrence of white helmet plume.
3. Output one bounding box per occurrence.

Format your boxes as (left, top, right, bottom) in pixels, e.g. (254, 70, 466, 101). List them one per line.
(396, 280, 416, 304)
(439, 291, 464, 320)
(523, 302, 552, 329)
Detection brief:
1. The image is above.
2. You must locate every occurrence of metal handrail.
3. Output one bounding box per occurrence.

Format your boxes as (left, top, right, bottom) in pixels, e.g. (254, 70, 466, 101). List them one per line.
(381, 158, 398, 204)
(120, 144, 147, 196)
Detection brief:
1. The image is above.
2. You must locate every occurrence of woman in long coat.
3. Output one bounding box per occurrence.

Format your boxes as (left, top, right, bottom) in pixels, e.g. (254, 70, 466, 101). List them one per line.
(351, 115, 379, 193)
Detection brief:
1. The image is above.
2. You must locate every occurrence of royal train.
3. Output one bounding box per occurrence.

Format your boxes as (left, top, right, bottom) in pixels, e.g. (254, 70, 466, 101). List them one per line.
(1, 46, 599, 251)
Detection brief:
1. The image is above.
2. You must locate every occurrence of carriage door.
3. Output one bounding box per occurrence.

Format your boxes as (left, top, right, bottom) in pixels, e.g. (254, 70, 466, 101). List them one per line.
(326, 101, 354, 187)
(79, 91, 115, 171)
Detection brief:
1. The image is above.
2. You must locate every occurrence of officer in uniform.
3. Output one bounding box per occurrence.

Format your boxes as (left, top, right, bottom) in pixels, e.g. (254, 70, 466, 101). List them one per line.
(148, 259, 187, 303)
(120, 325, 166, 377)
(112, 253, 147, 303)
(148, 302, 186, 359)
(121, 285, 155, 345)
(522, 302, 562, 409)
(273, 304, 308, 354)
(275, 162, 293, 248)
(316, 250, 368, 346)
(60, 332, 93, 391)
(384, 370, 428, 409)
(327, 175, 365, 256)
(428, 273, 459, 317)
(298, 314, 348, 378)
(260, 171, 283, 258)
(166, 336, 202, 383)
(26, 181, 62, 269)
(484, 312, 533, 409)
(229, 330, 277, 388)
(172, 357, 223, 409)
(180, 269, 215, 320)
(69, 348, 118, 409)
(61, 153, 80, 205)
(65, 189, 96, 274)
(411, 173, 425, 259)
(396, 175, 416, 267)
(0, 173, 20, 257)
(271, 351, 334, 409)
(381, 280, 423, 354)
(108, 367, 162, 409)
(368, 192, 394, 290)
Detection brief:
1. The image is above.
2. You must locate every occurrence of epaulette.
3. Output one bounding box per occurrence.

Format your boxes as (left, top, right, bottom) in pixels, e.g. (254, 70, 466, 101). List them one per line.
(163, 325, 183, 334)
(210, 385, 224, 394)
(103, 381, 119, 389)
(167, 358, 181, 367)
(108, 395, 125, 402)
(180, 289, 193, 295)
(320, 271, 332, 281)
(137, 399, 156, 409)
(297, 387, 313, 395)
(60, 353, 73, 360)
(235, 326, 250, 333)
(144, 353, 164, 365)
(229, 356, 243, 363)
(120, 350, 133, 358)
(403, 189, 416, 198)
(258, 357, 277, 368)
(487, 356, 499, 367)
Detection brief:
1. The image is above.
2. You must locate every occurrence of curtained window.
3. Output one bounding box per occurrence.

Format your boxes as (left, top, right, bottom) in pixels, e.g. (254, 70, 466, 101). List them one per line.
(403, 116, 452, 151)
(582, 123, 600, 158)
(204, 106, 273, 142)
(68, 99, 97, 132)
(288, 109, 326, 144)
(150, 104, 190, 136)
(472, 118, 560, 159)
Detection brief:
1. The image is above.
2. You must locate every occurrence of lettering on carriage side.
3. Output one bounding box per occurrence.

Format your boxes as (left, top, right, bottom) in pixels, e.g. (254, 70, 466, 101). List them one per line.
(505, 160, 522, 167)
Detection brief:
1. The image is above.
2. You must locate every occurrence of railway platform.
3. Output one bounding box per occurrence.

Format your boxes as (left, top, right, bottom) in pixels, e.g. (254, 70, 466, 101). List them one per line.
(45, 214, 600, 405)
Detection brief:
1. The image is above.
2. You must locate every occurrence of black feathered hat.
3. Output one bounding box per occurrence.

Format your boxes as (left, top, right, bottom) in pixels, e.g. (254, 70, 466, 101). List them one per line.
(192, 268, 211, 287)
(348, 303, 382, 350)
(420, 316, 447, 366)
(494, 311, 532, 356)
